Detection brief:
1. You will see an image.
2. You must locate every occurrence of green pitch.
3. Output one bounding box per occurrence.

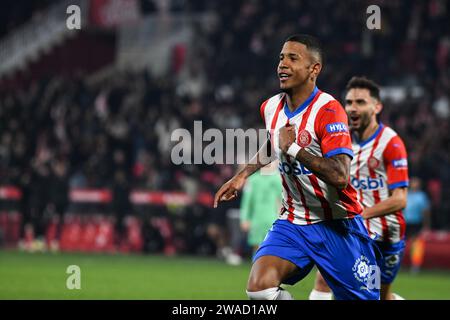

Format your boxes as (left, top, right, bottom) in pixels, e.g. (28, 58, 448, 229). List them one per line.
(1, 250, 449, 299)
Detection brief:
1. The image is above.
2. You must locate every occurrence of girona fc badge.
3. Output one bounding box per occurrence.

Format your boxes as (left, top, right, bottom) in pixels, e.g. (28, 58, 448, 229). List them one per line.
(368, 156, 380, 169)
(298, 130, 312, 147)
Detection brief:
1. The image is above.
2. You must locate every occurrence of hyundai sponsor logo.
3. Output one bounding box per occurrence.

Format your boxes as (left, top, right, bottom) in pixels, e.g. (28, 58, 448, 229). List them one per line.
(326, 122, 348, 133)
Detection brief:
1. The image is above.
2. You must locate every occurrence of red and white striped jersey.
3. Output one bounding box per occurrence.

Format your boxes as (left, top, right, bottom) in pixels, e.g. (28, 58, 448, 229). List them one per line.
(260, 87, 362, 225)
(351, 124, 409, 243)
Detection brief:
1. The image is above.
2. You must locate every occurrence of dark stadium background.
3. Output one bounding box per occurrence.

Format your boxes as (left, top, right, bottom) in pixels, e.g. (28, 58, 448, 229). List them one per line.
(0, 0, 449, 299)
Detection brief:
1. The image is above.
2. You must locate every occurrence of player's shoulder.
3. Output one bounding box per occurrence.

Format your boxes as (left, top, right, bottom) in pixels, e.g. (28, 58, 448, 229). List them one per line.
(381, 125, 398, 138)
(312, 92, 347, 128)
(317, 90, 338, 105)
(261, 93, 285, 111)
(380, 125, 406, 146)
(314, 91, 344, 115)
(380, 125, 408, 157)
(260, 93, 285, 125)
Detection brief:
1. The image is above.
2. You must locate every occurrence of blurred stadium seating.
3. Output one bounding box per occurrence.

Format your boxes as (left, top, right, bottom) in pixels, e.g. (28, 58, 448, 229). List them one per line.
(0, 0, 449, 266)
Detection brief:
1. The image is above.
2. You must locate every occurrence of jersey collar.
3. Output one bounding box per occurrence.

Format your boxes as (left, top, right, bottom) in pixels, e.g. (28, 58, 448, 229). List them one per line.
(283, 86, 319, 119)
(355, 123, 384, 147)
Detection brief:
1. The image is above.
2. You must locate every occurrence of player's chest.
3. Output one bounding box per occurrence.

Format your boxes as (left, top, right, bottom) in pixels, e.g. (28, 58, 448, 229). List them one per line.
(268, 113, 322, 158)
(351, 142, 386, 175)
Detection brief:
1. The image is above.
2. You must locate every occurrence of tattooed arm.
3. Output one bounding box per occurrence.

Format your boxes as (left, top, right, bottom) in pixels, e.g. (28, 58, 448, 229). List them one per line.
(279, 125, 350, 190)
(295, 150, 350, 189)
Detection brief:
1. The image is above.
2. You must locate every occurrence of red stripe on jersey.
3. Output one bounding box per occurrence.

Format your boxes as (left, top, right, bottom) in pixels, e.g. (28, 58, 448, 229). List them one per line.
(270, 96, 285, 149)
(270, 96, 285, 129)
(336, 186, 361, 218)
(368, 126, 389, 240)
(297, 91, 322, 137)
(380, 217, 389, 241)
(260, 99, 269, 125)
(395, 210, 406, 239)
(308, 175, 333, 220)
(368, 126, 384, 202)
(280, 175, 295, 222)
(355, 149, 364, 205)
(293, 178, 311, 224)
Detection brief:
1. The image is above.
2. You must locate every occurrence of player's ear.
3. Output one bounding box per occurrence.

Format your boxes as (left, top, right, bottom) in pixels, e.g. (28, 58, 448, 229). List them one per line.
(375, 101, 383, 115)
(310, 62, 322, 80)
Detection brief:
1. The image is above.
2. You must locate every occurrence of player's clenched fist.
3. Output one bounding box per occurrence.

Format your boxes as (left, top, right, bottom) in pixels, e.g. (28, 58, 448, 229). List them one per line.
(279, 124, 296, 153)
(213, 174, 246, 208)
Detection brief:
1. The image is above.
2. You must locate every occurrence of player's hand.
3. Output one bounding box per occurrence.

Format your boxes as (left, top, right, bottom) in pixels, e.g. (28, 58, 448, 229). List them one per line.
(279, 124, 296, 153)
(213, 174, 246, 208)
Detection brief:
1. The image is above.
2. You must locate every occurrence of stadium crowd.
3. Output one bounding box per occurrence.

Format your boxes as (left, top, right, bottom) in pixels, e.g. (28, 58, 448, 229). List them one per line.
(0, 0, 449, 255)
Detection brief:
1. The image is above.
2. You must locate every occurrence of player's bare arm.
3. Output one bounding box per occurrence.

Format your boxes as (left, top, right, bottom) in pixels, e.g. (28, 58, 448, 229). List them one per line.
(296, 151, 350, 190)
(214, 138, 274, 208)
(279, 125, 349, 190)
(362, 187, 408, 219)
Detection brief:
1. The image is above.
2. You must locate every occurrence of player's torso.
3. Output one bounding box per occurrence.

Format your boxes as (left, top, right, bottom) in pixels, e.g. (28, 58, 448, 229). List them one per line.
(350, 125, 405, 243)
(263, 91, 361, 225)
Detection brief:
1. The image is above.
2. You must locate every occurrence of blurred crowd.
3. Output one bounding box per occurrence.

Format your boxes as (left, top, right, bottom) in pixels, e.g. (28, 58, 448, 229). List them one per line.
(0, 0, 57, 38)
(0, 0, 449, 254)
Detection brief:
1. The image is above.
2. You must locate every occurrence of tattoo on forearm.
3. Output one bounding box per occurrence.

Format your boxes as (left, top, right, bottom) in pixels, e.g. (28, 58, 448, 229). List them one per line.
(295, 150, 350, 188)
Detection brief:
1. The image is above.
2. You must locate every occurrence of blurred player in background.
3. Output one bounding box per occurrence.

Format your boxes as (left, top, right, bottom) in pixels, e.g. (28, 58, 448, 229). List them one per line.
(404, 177, 431, 274)
(404, 177, 431, 238)
(310, 76, 409, 300)
(240, 163, 282, 253)
(214, 35, 381, 300)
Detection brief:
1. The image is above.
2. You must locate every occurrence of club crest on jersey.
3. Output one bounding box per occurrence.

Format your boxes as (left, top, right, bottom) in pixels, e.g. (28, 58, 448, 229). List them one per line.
(368, 156, 380, 169)
(352, 255, 380, 290)
(298, 130, 312, 147)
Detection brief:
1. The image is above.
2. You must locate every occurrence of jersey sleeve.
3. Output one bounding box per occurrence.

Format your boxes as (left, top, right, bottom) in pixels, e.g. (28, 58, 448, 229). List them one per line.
(314, 100, 354, 159)
(383, 135, 409, 190)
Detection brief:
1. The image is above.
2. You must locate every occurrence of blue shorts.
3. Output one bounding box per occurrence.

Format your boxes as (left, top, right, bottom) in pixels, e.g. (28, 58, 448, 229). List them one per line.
(375, 240, 405, 284)
(253, 216, 381, 300)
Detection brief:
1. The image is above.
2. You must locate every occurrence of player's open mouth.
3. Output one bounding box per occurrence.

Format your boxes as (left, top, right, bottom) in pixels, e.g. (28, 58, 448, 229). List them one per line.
(350, 115, 360, 125)
(278, 73, 291, 81)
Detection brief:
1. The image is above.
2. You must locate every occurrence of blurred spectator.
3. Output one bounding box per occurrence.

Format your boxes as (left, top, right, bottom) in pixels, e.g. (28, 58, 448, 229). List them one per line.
(112, 169, 131, 240)
(48, 158, 69, 217)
